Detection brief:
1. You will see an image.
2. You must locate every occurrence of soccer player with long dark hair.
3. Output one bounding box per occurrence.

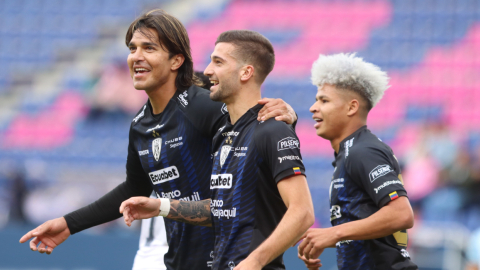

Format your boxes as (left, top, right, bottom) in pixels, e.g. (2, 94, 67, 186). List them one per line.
(19, 10, 296, 270)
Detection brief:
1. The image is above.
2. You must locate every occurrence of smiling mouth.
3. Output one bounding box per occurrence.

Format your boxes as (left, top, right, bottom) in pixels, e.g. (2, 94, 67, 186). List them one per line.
(314, 118, 323, 123)
(210, 80, 219, 86)
(134, 68, 150, 74)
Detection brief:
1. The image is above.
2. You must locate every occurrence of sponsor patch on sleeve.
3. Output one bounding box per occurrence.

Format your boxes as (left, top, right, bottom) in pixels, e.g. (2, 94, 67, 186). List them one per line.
(369, 164, 394, 183)
(293, 167, 301, 175)
(389, 191, 399, 200)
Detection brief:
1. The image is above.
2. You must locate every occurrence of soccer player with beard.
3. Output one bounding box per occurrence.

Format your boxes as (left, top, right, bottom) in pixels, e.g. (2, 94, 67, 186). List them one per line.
(120, 30, 315, 270)
(19, 10, 297, 270)
(298, 53, 418, 270)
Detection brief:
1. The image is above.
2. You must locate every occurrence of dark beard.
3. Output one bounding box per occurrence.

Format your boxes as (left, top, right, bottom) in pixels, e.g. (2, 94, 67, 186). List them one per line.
(210, 85, 235, 102)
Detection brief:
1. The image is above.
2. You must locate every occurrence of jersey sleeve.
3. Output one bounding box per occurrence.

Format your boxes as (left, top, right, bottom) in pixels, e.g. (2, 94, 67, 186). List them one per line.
(254, 119, 306, 183)
(346, 146, 407, 208)
(179, 86, 227, 139)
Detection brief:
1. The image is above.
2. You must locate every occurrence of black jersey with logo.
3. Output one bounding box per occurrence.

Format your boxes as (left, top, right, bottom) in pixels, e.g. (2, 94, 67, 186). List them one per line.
(330, 126, 418, 270)
(209, 104, 305, 270)
(127, 85, 227, 270)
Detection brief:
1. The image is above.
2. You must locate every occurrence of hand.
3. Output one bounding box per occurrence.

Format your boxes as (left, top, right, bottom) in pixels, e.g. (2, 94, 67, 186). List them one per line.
(257, 98, 297, 124)
(298, 253, 322, 270)
(233, 256, 263, 270)
(120, 196, 161, 226)
(19, 217, 71, 255)
(298, 228, 338, 260)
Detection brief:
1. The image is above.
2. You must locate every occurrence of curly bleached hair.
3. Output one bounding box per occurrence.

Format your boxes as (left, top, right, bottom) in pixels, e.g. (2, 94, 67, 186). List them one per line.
(311, 53, 390, 111)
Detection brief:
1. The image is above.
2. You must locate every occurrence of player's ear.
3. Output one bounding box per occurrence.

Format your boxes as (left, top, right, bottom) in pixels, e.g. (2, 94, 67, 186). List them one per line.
(170, 54, 185, 71)
(240, 65, 254, 82)
(347, 99, 360, 116)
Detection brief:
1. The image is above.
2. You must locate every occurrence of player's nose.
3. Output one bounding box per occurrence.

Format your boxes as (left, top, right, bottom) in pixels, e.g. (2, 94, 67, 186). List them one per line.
(204, 62, 214, 77)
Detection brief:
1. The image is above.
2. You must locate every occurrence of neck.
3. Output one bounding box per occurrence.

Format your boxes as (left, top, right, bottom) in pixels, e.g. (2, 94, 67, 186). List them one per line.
(226, 84, 262, 125)
(146, 77, 177, 115)
(331, 120, 366, 153)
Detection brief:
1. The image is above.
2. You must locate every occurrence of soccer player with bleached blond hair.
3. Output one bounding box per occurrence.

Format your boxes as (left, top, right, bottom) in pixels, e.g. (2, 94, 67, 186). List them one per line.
(298, 53, 418, 270)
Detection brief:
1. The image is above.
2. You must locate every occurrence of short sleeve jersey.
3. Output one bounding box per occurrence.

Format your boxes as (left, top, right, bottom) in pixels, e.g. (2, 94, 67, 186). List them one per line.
(209, 104, 306, 270)
(127, 85, 228, 270)
(330, 126, 418, 270)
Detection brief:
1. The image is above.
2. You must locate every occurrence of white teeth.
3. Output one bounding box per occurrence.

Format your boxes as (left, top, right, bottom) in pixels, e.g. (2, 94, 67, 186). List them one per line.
(210, 80, 219, 85)
(135, 68, 149, 72)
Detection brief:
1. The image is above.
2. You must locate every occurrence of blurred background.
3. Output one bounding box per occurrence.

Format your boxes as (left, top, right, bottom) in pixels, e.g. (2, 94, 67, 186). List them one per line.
(0, 0, 479, 269)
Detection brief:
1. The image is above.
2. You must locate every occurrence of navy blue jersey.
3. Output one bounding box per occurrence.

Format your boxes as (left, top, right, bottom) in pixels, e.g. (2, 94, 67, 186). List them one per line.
(330, 126, 418, 270)
(209, 104, 305, 270)
(127, 85, 227, 270)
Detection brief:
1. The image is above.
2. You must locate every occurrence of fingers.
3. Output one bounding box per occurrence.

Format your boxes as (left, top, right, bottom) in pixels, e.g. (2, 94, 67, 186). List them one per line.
(304, 242, 314, 260)
(46, 246, 53, 255)
(20, 229, 36, 243)
(298, 234, 309, 256)
(120, 198, 137, 214)
(38, 242, 47, 254)
(29, 237, 40, 251)
(298, 253, 322, 269)
(257, 97, 274, 105)
(257, 98, 284, 121)
(123, 206, 132, 227)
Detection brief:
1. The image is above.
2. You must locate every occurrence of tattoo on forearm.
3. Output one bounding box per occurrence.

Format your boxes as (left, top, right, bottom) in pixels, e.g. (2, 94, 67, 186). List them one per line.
(167, 199, 212, 227)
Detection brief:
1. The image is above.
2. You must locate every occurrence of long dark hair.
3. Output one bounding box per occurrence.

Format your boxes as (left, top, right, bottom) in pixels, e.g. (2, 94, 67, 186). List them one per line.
(125, 9, 200, 90)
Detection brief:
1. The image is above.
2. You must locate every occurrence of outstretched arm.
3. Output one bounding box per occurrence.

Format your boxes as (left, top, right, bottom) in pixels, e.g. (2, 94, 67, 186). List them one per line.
(120, 197, 212, 227)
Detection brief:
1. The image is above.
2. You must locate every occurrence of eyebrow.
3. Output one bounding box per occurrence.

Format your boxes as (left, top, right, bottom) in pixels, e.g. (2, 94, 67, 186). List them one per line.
(211, 55, 226, 62)
(316, 95, 328, 100)
(128, 41, 160, 47)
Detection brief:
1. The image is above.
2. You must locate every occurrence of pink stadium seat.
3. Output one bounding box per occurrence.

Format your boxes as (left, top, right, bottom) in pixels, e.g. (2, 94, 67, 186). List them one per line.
(188, 0, 392, 77)
(2, 92, 87, 149)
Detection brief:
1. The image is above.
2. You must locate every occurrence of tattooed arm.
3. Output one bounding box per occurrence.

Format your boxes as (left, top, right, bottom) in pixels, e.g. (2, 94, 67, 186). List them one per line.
(167, 199, 212, 226)
(120, 197, 212, 227)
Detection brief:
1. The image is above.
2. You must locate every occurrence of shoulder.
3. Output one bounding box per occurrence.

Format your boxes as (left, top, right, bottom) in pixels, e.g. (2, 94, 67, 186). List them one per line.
(346, 130, 396, 170)
(349, 130, 393, 157)
(255, 118, 294, 137)
(253, 118, 299, 152)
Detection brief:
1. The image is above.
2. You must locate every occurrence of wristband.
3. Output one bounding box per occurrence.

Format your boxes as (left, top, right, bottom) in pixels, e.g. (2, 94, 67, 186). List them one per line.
(158, 198, 171, 217)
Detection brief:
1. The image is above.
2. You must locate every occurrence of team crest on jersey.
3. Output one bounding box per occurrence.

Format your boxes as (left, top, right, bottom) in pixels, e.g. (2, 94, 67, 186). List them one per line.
(220, 145, 231, 167)
(220, 137, 233, 167)
(152, 138, 162, 161)
(228, 261, 236, 270)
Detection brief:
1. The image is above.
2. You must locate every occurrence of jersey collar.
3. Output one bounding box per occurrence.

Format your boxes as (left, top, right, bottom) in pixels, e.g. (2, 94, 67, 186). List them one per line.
(225, 103, 263, 127)
(338, 125, 368, 152)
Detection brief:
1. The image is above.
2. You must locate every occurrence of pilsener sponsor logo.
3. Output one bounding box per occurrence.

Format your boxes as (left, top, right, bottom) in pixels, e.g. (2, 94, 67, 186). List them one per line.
(277, 137, 299, 151)
(369, 164, 394, 183)
(148, 166, 179, 185)
(374, 180, 402, 194)
(210, 174, 233, 189)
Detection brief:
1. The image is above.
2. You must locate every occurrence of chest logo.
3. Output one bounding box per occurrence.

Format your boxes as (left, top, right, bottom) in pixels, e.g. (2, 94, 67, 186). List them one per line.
(152, 138, 162, 161)
(210, 174, 233, 189)
(220, 136, 233, 167)
(148, 166, 179, 185)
